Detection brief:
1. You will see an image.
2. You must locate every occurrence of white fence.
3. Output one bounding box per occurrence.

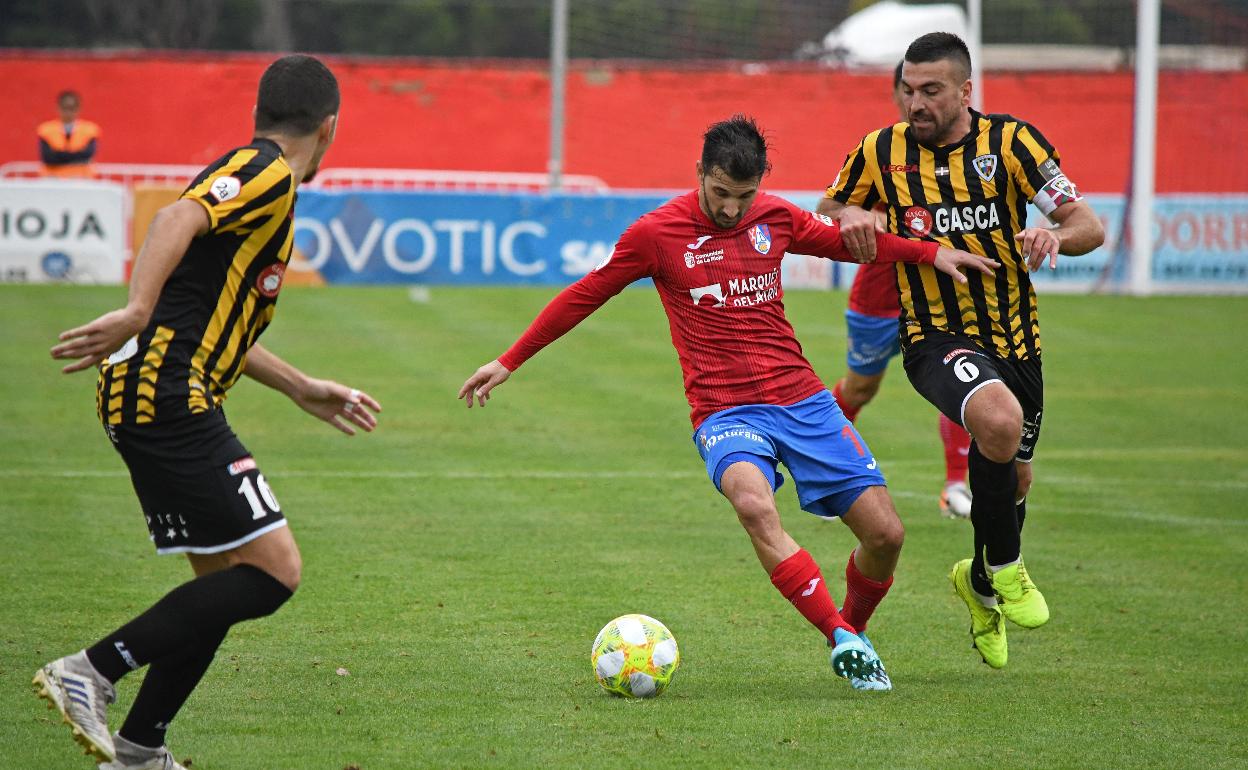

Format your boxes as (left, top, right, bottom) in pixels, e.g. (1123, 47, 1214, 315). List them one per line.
(0, 162, 609, 193)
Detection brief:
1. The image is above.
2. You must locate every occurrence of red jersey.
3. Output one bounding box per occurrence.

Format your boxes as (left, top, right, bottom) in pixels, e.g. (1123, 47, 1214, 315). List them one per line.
(848, 261, 901, 318)
(498, 190, 937, 427)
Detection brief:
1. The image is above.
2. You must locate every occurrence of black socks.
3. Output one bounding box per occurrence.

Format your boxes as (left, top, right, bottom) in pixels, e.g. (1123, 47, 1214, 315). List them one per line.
(87, 564, 292, 683)
(84, 564, 293, 747)
(967, 443, 1020, 596)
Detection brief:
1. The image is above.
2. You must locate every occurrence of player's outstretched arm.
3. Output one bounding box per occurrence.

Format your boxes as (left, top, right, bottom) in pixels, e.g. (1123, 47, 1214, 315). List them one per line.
(458, 359, 511, 409)
(244, 343, 381, 436)
(933, 247, 1000, 284)
(50, 199, 208, 373)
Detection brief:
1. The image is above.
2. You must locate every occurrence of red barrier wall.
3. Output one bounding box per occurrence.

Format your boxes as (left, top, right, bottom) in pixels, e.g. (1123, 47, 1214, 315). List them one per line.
(1, 50, 1244, 193)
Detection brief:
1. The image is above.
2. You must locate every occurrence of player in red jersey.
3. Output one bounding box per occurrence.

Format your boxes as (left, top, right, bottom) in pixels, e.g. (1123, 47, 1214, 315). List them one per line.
(826, 62, 974, 519)
(460, 116, 997, 691)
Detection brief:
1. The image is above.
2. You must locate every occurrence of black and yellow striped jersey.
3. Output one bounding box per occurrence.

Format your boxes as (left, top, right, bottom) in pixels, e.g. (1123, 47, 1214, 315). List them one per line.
(97, 138, 296, 425)
(827, 109, 1083, 360)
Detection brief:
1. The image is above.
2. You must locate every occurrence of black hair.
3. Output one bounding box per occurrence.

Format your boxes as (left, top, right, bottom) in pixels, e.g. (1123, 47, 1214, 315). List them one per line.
(904, 32, 972, 81)
(701, 114, 771, 182)
(57, 90, 80, 106)
(255, 54, 340, 135)
(892, 60, 903, 90)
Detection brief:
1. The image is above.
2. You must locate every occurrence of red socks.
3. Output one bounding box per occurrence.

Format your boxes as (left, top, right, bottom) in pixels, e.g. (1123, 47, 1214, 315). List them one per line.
(841, 550, 893, 633)
(770, 549, 854, 640)
(939, 413, 972, 484)
(832, 380, 861, 423)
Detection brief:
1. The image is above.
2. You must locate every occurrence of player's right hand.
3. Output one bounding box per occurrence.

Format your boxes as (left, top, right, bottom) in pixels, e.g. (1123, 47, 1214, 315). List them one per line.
(50, 305, 149, 374)
(838, 206, 884, 263)
(458, 359, 512, 408)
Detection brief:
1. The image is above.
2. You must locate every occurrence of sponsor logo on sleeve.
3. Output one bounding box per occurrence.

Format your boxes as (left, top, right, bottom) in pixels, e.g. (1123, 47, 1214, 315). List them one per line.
(207, 176, 242, 204)
(256, 263, 286, 298)
(813, 212, 835, 226)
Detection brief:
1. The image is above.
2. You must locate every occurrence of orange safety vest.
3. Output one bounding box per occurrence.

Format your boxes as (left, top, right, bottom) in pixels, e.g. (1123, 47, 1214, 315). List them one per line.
(37, 119, 101, 178)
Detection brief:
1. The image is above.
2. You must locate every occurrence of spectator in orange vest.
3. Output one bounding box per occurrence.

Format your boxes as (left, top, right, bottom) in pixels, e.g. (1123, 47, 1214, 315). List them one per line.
(37, 91, 100, 178)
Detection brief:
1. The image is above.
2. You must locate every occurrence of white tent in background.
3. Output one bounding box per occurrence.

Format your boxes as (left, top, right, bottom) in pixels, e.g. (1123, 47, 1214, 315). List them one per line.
(816, 1, 968, 67)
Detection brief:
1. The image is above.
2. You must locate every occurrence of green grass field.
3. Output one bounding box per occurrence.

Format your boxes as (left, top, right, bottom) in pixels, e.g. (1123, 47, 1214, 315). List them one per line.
(2, 284, 1246, 769)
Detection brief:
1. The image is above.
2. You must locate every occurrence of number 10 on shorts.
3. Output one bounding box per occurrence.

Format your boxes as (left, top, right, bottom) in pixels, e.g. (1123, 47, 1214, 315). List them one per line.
(237, 474, 281, 519)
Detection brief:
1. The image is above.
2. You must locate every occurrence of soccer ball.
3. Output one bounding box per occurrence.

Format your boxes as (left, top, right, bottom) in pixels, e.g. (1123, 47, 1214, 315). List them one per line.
(591, 614, 680, 698)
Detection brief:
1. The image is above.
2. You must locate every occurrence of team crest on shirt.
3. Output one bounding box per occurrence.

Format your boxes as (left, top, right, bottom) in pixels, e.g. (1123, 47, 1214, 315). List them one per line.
(256, 263, 285, 298)
(748, 224, 772, 254)
(972, 154, 998, 182)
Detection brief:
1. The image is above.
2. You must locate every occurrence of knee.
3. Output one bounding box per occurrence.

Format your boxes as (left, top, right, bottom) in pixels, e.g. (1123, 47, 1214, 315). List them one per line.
(973, 407, 1024, 463)
(265, 547, 302, 594)
(729, 489, 779, 534)
(280, 553, 302, 594)
(860, 517, 905, 557)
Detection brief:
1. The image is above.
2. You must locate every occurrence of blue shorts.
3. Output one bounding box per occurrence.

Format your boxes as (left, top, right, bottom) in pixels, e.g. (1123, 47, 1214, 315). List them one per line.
(845, 310, 901, 376)
(692, 390, 886, 519)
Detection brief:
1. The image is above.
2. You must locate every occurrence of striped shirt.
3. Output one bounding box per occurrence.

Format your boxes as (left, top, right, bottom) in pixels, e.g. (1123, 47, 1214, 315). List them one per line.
(97, 138, 296, 425)
(828, 110, 1083, 359)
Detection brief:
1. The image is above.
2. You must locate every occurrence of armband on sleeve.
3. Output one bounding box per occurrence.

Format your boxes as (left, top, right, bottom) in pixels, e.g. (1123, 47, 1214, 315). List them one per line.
(1031, 158, 1083, 216)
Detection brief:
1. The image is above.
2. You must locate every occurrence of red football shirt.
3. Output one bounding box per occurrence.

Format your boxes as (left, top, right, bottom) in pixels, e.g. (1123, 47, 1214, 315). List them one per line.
(848, 261, 901, 318)
(498, 190, 936, 427)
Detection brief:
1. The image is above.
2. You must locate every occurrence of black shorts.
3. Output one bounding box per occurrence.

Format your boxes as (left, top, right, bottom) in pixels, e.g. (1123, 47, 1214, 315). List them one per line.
(104, 410, 286, 554)
(902, 332, 1044, 462)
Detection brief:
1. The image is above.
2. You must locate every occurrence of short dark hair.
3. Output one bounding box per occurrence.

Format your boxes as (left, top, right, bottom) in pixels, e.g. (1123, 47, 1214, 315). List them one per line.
(255, 54, 340, 135)
(57, 90, 80, 106)
(905, 32, 972, 81)
(701, 115, 771, 182)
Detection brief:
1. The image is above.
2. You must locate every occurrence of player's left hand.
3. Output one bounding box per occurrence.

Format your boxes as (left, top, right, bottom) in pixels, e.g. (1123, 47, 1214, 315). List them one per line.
(1015, 227, 1062, 271)
(933, 247, 1000, 284)
(458, 359, 511, 408)
(293, 379, 381, 436)
(50, 305, 149, 374)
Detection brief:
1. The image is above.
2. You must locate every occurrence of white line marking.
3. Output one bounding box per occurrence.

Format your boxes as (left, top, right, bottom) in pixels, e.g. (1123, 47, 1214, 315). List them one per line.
(887, 489, 1246, 528)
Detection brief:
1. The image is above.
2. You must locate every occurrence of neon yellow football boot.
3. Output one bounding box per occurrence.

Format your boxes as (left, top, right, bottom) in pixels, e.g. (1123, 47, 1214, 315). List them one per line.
(989, 558, 1049, 629)
(949, 559, 1007, 669)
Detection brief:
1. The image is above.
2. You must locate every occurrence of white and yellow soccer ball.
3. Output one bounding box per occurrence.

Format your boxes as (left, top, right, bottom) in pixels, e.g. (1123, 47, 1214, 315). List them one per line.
(591, 614, 680, 698)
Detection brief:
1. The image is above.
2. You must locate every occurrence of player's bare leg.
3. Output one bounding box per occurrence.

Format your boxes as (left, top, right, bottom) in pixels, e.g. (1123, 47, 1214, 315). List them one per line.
(963, 383, 1048, 628)
(840, 486, 904, 581)
(186, 523, 303, 591)
(720, 461, 798, 573)
(719, 463, 887, 689)
(832, 370, 885, 424)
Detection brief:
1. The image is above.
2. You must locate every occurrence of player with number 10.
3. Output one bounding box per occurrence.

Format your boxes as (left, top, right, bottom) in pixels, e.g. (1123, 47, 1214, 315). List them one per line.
(34, 55, 380, 769)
